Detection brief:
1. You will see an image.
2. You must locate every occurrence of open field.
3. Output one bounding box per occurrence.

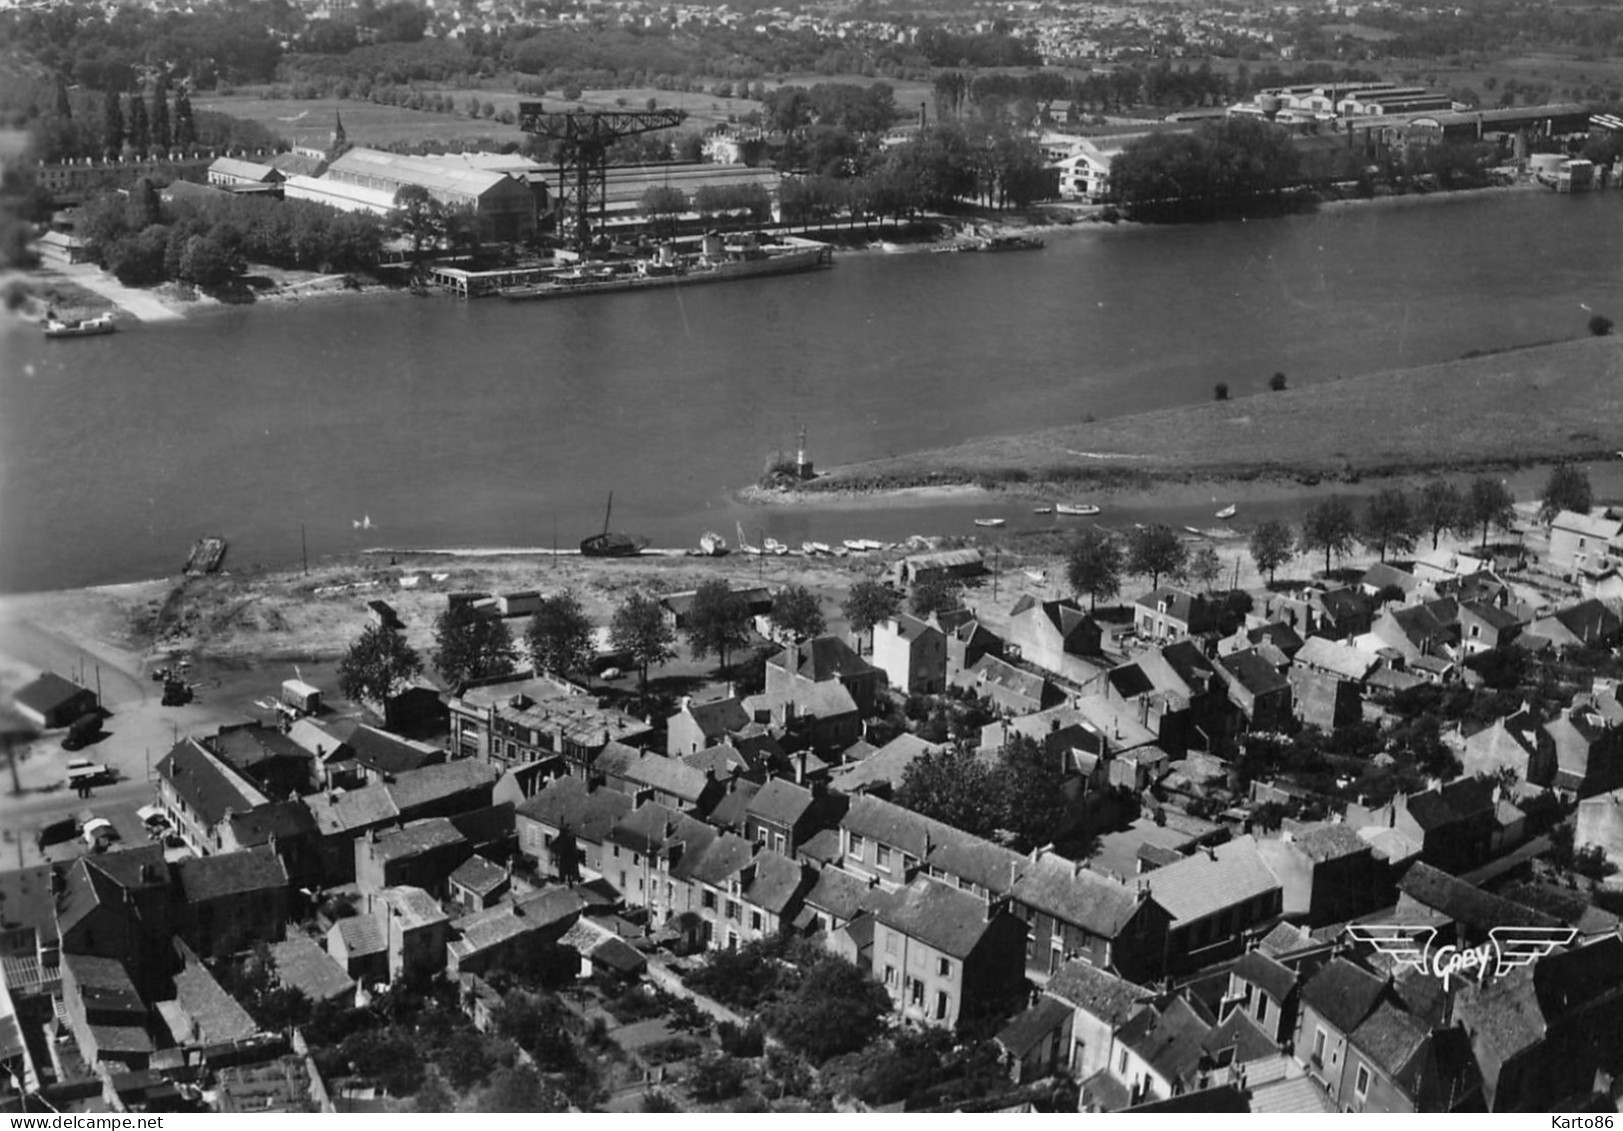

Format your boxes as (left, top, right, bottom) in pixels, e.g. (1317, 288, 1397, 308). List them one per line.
(805, 334, 1623, 492)
(195, 84, 761, 151)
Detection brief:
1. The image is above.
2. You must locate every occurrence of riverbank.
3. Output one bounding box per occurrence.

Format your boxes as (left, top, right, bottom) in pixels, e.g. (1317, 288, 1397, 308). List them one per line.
(760, 334, 1623, 505)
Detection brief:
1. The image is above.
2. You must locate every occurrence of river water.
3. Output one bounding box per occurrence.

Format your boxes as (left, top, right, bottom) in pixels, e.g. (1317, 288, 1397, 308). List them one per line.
(2, 189, 1620, 594)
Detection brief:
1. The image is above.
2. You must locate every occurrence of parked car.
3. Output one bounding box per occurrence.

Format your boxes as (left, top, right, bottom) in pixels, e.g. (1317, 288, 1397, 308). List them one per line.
(61, 713, 103, 752)
(65, 758, 111, 787)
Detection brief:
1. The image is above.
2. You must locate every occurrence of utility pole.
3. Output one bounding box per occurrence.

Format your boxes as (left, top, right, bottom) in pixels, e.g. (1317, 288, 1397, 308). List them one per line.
(301, 523, 309, 575)
(95, 665, 102, 707)
(992, 544, 1000, 602)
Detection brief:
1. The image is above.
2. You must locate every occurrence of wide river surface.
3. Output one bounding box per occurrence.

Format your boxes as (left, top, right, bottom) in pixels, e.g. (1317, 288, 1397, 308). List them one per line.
(3, 189, 1620, 594)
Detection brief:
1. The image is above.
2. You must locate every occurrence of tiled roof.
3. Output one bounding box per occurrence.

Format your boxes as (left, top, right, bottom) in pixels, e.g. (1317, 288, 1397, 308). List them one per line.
(1291, 823, 1370, 862)
(159, 739, 270, 828)
(1293, 637, 1379, 682)
(1403, 777, 1494, 831)
(14, 672, 89, 715)
(303, 782, 399, 836)
(1120, 996, 1211, 1086)
(212, 726, 312, 772)
(332, 915, 386, 957)
(449, 887, 583, 958)
(269, 935, 354, 1002)
(677, 696, 751, 740)
(175, 847, 288, 903)
(995, 995, 1074, 1058)
(971, 654, 1052, 701)
(1200, 1007, 1278, 1064)
(1141, 836, 1280, 928)
(927, 835, 1027, 897)
(382, 885, 448, 929)
(1232, 949, 1297, 1002)
(828, 733, 938, 794)
(706, 778, 762, 832)
(872, 877, 1000, 959)
(1349, 1001, 1429, 1084)
(1300, 957, 1387, 1034)
(672, 832, 754, 886)
(595, 741, 641, 780)
(841, 793, 955, 862)
(1397, 862, 1560, 932)
(172, 958, 259, 1045)
(745, 677, 859, 722)
(1217, 649, 1291, 696)
(345, 725, 444, 776)
(1044, 959, 1152, 1026)
(608, 802, 715, 858)
(776, 636, 876, 683)
(1249, 1074, 1338, 1113)
(804, 865, 878, 922)
(450, 855, 509, 896)
(682, 743, 756, 780)
(228, 800, 318, 847)
(622, 750, 712, 804)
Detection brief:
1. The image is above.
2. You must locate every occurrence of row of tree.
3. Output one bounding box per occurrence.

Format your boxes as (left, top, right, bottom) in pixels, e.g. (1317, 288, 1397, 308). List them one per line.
(100, 78, 195, 158)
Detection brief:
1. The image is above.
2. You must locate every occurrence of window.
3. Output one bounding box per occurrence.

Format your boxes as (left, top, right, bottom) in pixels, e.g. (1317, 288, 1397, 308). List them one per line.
(1255, 995, 1268, 1025)
(750, 911, 762, 931)
(848, 833, 865, 859)
(937, 957, 951, 978)
(935, 991, 950, 1021)
(1312, 1028, 1326, 1066)
(909, 979, 925, 1007)
(725, 900, 739, 921)
(884, 965, 897, 986)
(1119, 1049, 1129, 1076)
(885, 932, 899, 955)
(1354, 1065, 1370, 1099)
(877, 844, 892, 870)
(633, 853, 641, 867)
(702, 890, 717, 911)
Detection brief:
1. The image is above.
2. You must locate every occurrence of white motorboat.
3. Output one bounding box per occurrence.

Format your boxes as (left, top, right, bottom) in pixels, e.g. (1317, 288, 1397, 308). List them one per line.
(974, 518, 1006, 528)
(1056, 503, 1101, 517)
(700, 531, 727, 555)
(1216, 505, 1237, 520)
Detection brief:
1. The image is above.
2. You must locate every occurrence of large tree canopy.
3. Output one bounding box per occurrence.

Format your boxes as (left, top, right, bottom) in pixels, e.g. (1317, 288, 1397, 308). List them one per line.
(1110, 117, 1303, 222)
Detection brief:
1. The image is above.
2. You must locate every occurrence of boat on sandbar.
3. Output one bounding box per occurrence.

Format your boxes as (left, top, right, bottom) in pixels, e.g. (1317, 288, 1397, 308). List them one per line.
(1032, 505, 1054, 515)
(1216, 505, 1237, 520)
(736, 523, 763, 556)
(1056, 503, 1101, 517)
(763, 536, 789, 556)
(974, 518, 1006, 528)
(43, 313, 116, 339)
(699, 531, 728, 556)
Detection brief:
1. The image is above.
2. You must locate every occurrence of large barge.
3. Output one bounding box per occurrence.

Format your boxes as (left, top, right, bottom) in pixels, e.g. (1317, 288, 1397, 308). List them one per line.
(431, 232, 832, 301)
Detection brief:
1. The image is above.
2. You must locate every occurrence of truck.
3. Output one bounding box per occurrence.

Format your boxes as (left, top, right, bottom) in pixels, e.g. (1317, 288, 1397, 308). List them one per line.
(281, 679, 322, 716)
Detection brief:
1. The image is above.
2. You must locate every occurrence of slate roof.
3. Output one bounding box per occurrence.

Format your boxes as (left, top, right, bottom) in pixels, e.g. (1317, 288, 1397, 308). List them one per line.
(928, 834, 1027, 896)
(994, 995, 1074, 1058)
(174, 847, 288, 903)
(1249, 1074, 1338, 1114)
(448, 887, 583, 959)
(776, 636, 879, 683)
(1135, 588, 1211, 626)
(622, 751, 712, 805)
(1397, 862, 1560, 931)
(1201, 1007, 1278, 1064)
(14, 672, 90, 716)
(1232, 949, 1297, 1002)
(882, 613, 943, 644)
(1362, 561, 1421, 593)
(1349, 1001, 1429, 1089)
(1293, 637, 1379, 682)
(743, 851, 807, 914)
(1217, 649, 1292, 697)
(827, 733, 938, 794)
(269, 935, 354, 1002)
(706, 778, 763, 832)
(158, 739, 270, 828)
(682, 743, 757, 780)
(676, 697, 751, 741)
(745, 677, 859, 722)
(672, 832, 754, 886)
(872, 877, 1001, 959)
(1300, 957, 1387, 1034)
(387, 759, 497, 813)
(369, 817, 466, 862)
(212, 726, 313, 773)
(1404, 777, 1495, 831)
(516, 776, 634, 842)
(1044, 959, 1152, 1025)
(971, 655, 1054, 702)
(450, 855, 509, 896)
(595, 741, 641, 781)
(1141, 836, 1280, 928)
(1119, 996, 1211, 1086)
(345, 725, 444, 776)
(608, 802, 715, 858)
(382, 885, 448, 929)
(804, 865, 878, 922)
(227, 800, 318, 847)
(1460, 599, 1524, 632)
(841, 793, 955, 862)
(304, 783, 399, 837)
(746, 777, 815, 828)
(1011, 851, 1149, 938)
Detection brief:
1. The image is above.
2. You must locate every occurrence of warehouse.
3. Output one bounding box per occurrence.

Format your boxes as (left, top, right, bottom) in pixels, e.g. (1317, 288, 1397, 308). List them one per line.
(318, 148, 540, 242)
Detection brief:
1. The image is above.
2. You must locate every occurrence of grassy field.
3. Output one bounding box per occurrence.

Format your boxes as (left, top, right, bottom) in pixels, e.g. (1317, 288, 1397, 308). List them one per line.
(809, 334, 1623, 491)
(195, 84, 764, 151)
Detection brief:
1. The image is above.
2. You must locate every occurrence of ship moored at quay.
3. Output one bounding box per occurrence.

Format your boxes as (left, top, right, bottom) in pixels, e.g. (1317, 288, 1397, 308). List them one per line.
(427, 231, 833, 301)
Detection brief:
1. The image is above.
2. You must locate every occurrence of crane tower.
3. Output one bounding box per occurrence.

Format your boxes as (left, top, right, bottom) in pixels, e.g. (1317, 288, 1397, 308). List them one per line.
(518, 102, 687, 257)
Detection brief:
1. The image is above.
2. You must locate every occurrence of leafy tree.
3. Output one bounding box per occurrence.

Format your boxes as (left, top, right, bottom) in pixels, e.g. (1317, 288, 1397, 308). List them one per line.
(126, 92, 149, 153)
(1185, 544, 1224, 594)
(762, 956, 892, 1063)
(1299, 496, 1358, 574)
(843, 580, 902, 651)
(688, 1054, 746, 1102)
(413, 1069, 457, 1113)
(393, 183, 447, 270)
(177, 234, 242, 289)
(1538, 463, 1593, 523)
(173, 87, 196, 148)
(526, 591, 595, 680)
(996, 732, 1070, 850)
(434, 602, 517, 688)
(910, 575, 963, 619)
(609, 591, 676, 702)
(1066, 527, 1122, 610)
(1249, 518, 1295, 584)
(1415, 478, 1467, 550)
(151, 73, 170, 151)
(1465, 477, 1516, 547)
(1127, 524, 1187, 590)
(1360, 487, 1418, 562)
(338, 623, 422, 705)
(684, 579, 750, 673)
(769, 584, 826, 643)
(896, 744, 1000, 840)
(1268, 371, 1287, 391)
(102, 89, 124, 155)
(476, 1065, 566, 1113)
(1214, 382, 1229, 401)
(1590, 314, 1613, 337)
(639, 184, 688, 240)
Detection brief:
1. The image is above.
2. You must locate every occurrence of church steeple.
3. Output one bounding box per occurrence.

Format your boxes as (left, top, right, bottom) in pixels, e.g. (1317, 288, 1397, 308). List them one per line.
(329, 110, 348, 158)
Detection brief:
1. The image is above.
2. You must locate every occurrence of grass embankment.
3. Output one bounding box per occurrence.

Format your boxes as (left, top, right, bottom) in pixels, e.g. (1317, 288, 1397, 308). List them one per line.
(798, 335, 1623, 496)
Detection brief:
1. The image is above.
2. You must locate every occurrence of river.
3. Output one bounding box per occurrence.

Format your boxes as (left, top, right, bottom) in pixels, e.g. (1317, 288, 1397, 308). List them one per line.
(2, 188, 1620, 594)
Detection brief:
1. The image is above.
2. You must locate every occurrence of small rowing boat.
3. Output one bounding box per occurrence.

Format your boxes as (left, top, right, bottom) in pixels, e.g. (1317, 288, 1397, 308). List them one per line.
(974, 518, 1006, 528)
(1032, 505, 1054, 515)
(1216, 505, 1237, 520)
(1056, 503, 1101, 517)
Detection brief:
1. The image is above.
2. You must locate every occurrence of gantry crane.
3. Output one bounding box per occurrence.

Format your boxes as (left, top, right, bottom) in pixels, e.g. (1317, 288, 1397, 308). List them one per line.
(518, 102, 687, 257)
